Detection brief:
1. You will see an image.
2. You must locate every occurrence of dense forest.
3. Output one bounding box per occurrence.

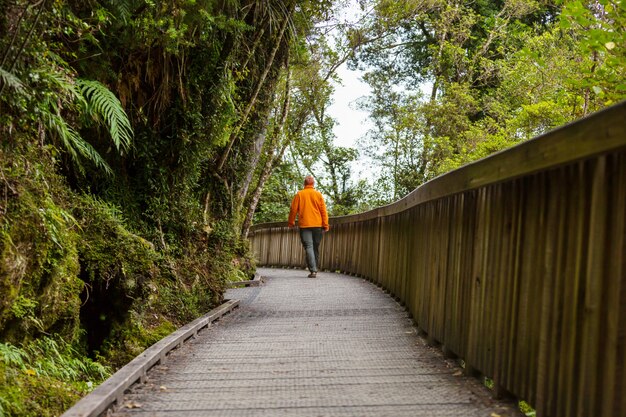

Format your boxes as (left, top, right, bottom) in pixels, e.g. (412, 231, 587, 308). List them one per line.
(0, 0, 623, 415)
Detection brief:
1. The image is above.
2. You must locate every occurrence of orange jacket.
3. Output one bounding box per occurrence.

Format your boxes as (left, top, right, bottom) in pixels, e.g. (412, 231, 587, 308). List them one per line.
(288, 185, 329, 230)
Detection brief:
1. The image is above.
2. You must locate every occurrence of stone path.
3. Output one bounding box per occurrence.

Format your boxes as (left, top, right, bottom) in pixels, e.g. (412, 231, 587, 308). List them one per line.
(112, 268, 523, 417)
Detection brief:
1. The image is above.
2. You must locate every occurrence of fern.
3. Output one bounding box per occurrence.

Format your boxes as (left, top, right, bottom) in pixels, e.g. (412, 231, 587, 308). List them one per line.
(27, 337, 110, 381)
(0, 67, 25, 93)
(0, 343, 28, 369)
(1, 338, 110, 381)
(42, 111, 113, 175)
(77, 79, 133, 153)
(106, 0, 134, 23)
(44, 68, 84, 103)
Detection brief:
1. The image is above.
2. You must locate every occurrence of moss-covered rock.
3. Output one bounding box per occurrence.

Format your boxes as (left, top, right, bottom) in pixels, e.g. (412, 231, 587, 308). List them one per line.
(73, 194, 161, 354)
(0, 147, 83, 344)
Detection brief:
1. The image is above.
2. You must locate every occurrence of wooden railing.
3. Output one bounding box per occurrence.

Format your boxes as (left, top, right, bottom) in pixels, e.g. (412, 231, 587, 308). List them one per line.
(248, 102, 626, 417)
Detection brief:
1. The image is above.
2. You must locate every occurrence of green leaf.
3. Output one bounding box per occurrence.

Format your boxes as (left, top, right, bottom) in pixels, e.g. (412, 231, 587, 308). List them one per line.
(77, 79, 133, 153)
(0, 67, 26, 93)
(42, 111, 113, 175)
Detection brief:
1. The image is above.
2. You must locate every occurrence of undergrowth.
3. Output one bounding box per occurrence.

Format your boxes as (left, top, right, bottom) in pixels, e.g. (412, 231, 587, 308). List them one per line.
(0, 337, 110, 417)
(0, 143, 251, 413)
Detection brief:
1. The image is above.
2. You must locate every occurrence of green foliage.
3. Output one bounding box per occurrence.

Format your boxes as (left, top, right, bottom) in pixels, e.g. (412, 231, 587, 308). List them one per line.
(95, 311, 177, 369)
(42, 111, 113, 175)
(1, 58, 129, 176)
(0, 343, 27, 368)
(154, 280, 217, 325)
(0, 68, 26, 94)
(560, 0, 626, 108)
(9, 297, 38, 320)
(0, 146, 84, 344)
(358, 78, 426, 203)
(72, 194, 165, 361)
(76, 79, 133, 153)
(0, 337, 110, 417)
(254, 163, 300, 223)
(519, 400, 536, 416)
(75, 195, 159, 287)
(272, 48, 363, 215)
(344, 0, 626, 203)
(18, 338, 108, 381)
(0, 0, 327, 413)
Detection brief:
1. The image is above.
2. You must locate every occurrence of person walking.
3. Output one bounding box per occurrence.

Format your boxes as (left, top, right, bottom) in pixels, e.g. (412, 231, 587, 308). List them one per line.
(288, 175, 329, 278)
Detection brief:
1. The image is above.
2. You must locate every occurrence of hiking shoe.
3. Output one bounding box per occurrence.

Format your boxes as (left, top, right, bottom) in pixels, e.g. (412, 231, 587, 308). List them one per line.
(308, 272, 317, 278)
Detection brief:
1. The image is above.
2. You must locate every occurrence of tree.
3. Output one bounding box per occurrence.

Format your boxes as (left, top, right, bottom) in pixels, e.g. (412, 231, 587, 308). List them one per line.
(358, 73, 426, 202)
(243, 11, 367, 227)
(559, 0, 626, 113)
(349, 0, 625, 197)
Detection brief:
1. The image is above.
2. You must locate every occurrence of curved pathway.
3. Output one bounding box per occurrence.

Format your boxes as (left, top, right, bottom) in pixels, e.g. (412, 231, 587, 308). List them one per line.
(113, 268, 523, 416)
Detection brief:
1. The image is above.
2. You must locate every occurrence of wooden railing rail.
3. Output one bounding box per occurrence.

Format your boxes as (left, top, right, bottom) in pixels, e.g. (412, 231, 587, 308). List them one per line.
(249, 102, 626, 417)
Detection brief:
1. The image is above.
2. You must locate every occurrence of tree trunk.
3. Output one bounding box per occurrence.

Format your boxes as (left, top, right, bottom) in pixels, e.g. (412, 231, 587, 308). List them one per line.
(241, 63, 292, 238)
(216, 1, 294, 172)
(583, 50, 598, 117)
(311, 107, 340, 204)
(237, 119, 268, 204)
(240, 139, 289, 239)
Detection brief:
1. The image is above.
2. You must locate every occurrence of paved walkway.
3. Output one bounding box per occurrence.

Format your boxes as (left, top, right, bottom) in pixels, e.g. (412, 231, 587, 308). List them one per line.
(113, 268, 523, 416)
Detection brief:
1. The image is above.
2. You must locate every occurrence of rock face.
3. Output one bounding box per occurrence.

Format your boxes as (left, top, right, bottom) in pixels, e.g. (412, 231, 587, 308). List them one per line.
(0, 147, 158, 348)
(0, 149, 83, 344)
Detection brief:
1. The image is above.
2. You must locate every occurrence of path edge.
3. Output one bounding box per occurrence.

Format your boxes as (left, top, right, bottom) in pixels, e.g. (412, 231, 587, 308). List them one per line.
(228, 272, 263, 287)
(61, 299, 240, 417)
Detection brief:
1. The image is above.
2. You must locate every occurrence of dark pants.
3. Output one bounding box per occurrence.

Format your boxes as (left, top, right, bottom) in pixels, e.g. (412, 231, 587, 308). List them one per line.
(299, 227, 324, 272)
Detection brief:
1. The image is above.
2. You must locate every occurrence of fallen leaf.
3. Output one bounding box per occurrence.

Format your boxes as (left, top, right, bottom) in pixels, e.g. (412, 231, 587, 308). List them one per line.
(453, 371, 463, 376)
(124, 401, 142, 409)
(159, 385, 167, 391)
(491, 413, 502, 417)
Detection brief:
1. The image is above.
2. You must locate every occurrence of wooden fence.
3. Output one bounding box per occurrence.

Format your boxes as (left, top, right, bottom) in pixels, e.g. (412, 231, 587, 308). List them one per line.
(248, 102, 626, 417)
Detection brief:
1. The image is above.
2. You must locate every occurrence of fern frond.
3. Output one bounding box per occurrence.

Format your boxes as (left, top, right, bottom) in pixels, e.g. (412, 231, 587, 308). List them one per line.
(77, 79, 133, 153)
(42, 111, 113, 175)
(106, 0, 133, 23)
(0, 342, 28, 368)
(71, 132, 114, 175)
(42, 68, 85, 105)
(42, 112, 79, 161)
(0, 67, 25, 93)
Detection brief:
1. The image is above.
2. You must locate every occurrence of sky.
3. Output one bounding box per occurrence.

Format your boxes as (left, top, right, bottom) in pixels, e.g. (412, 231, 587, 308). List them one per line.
(327, 64, 372, 149)
(317, 0, 376, 181)
(325, 1, 372, 153)
(326, 64, 374, 180)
